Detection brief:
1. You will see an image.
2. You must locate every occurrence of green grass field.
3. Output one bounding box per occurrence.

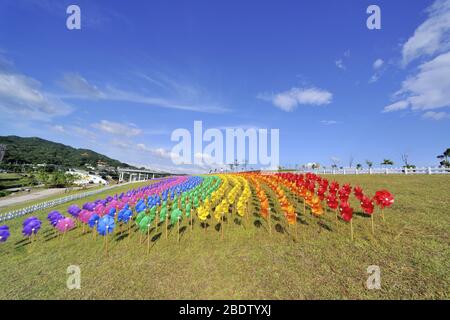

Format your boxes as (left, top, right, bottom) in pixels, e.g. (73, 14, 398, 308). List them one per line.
(0, 175, 449, 299)
(0, 185, 107, 214)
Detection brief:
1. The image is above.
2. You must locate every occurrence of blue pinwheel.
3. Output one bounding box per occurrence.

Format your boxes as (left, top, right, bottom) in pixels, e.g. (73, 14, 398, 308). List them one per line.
(88, 214, 100, 229)
(97, 215, 115, 236)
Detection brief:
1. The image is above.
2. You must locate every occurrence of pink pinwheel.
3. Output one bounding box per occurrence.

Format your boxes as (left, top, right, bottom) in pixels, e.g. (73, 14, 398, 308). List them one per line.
(79, 210, 93, 224)
(56, 217, 75, 233)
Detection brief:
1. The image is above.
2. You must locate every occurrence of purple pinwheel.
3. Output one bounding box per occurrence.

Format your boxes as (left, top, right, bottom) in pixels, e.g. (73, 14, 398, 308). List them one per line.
(82, 202, 96, 211)
(67, 205, 81, 218)
(48, 211, 64, 227)
(22, 217, 42, 237)
(23, 216, 39, 227)
(0, 225, 10, 242)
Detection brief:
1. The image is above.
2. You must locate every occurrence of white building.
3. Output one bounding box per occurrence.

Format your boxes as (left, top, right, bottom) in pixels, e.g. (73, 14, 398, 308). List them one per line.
(66, 169, 108, 186)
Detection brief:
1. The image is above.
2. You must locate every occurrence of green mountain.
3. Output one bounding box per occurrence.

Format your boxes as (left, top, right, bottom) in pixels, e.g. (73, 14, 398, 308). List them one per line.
(0, 136, 134, 169)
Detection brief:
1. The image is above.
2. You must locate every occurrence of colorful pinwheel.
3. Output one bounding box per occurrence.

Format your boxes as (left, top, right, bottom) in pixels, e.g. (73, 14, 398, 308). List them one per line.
(339, 202, 354, 241)
(374, 189, 394, 222)
(0, 225, 10, 243)
(22, 217, 41, 237)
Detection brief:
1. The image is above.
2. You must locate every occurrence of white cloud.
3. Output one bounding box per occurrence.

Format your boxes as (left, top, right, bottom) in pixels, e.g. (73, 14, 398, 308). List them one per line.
(402, 0, 450, 65)
(383, 100, 410, 113)
(384, 52, 450, 113)
(399, 52, 450, 110)
(320, 120, 339, 125)
(58, 73, 229, 114)
(58, 73, 104, 99)
(369, 59, 385, 83)
(50, 124, 97, 140)
(335, 59, 346, 70)
(0, 72, 72, 121)
(373, 59, 384, 69)
(259, 87, 333, 112)
(422, 111, 450, 120)
(92, 120, 142, 137)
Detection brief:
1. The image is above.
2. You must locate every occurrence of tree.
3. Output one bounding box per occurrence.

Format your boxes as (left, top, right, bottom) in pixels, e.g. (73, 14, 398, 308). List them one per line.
(381, 159, 394, 166)
(437, 148, 450, 167)
(401, 153, 410, 167)
(365, 160, 373, 168)
(356, 163, 362, 170)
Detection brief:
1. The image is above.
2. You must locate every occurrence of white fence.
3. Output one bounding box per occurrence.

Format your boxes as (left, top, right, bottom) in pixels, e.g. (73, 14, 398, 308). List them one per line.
(291, 167, 450, 175)
(0, 181, 144, 223)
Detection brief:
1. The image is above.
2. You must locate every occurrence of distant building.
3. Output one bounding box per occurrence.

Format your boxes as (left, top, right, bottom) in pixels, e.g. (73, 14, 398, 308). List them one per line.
(66, 169, 108, 185)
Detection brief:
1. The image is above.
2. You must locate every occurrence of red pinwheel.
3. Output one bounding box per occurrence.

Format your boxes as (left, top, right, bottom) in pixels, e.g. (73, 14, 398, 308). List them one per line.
(373, 189, 394, 222)
(326, 194, 339, 224)
(326, 194, 339, 210)
(353, 186, 364, 201)
(329, 181, 339, 194)
(339, 202, 353, 222)
(338, 187, 350, 202)
(317, 186, 326, 201)
(307, 181, 315, 193)
(339, 202, 354, 241)
(360, 196, 374, 215)
(361, 195, 375, 234)
(373, 190, 394, 209)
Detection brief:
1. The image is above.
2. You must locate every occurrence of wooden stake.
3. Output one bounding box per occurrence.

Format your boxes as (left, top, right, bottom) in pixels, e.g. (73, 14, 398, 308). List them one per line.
(105, 226, 109, 256)
(371, 214, 375, 235)
(381, 208, 385, 222)
(177, 217, 180, 243)
(93, 222, 97, 241)
(221, 214, 224, 240)
(350, 219, 354, 241)
(147, 224, 150, 254)
(126, 222, 130, 243)
(166, 214, 167, 240)
(268, 208, 272, 236)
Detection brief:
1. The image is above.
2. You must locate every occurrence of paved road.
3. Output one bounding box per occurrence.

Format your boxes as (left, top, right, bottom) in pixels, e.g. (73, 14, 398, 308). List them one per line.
(0, 188, 67, 209)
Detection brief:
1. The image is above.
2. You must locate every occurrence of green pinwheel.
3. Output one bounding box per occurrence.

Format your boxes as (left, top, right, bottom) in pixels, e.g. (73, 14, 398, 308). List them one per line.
(136, 211, 146, 225)
(139, 215, 154, 233)
(159, 206, 168, 222)
(186, 203, 192, 218)
(170, 208, 182, 225)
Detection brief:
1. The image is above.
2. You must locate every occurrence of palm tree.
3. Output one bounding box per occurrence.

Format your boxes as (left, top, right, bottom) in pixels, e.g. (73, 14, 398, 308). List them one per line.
(356, 163, 362, 170)
(365, 160, 373, 168)
(437, 148, 450, 167)
(381, 159, 394, 167)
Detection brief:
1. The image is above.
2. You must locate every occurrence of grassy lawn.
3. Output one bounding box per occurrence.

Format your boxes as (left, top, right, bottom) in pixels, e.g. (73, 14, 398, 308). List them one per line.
(0, 185, 109, 214)
(0, 175, 448, 299)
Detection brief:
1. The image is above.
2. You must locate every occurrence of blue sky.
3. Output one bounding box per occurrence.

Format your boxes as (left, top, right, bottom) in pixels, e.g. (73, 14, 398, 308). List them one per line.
(0, 0, 449, 172)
